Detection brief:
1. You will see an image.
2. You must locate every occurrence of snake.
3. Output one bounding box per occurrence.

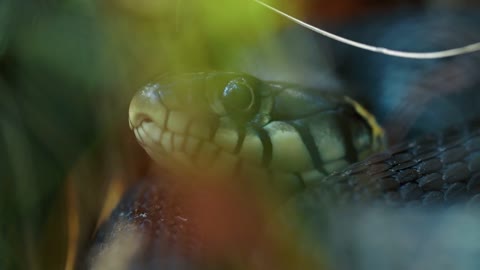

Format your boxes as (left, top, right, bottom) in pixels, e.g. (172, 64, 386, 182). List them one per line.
(127, 72, 384, 198)
(84, 10, 480, 270)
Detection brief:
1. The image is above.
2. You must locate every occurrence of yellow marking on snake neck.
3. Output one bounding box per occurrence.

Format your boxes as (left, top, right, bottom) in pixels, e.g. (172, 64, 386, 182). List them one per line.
(344, 96, 385, 146)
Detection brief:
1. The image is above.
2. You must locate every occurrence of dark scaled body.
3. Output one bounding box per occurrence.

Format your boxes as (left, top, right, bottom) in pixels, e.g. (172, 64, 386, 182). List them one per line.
(84, 179, 199, 270)
(289, 121, 480, 208)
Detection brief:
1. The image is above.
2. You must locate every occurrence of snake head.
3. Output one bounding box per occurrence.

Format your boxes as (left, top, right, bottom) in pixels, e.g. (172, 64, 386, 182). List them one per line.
(129, 72, 384, 196)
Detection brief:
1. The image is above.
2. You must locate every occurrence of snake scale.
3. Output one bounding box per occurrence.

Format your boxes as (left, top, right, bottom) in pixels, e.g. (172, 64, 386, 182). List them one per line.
(84, 10, 480, 270)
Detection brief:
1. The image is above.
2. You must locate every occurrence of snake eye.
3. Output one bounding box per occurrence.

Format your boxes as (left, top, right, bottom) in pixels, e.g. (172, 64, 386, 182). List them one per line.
(221, 78, 255, 113)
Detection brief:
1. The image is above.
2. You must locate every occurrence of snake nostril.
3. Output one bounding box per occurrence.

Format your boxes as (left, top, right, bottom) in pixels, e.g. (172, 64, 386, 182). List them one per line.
(143, 114, 153, 122)
(138, 113, 153, 124)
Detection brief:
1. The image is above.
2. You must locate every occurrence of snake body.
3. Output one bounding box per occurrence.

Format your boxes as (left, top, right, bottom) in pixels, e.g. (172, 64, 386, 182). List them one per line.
(86, 10, 480, 270)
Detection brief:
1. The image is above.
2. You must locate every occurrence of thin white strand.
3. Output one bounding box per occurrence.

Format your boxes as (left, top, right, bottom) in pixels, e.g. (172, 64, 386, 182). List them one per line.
(254, 0, 480, 59)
